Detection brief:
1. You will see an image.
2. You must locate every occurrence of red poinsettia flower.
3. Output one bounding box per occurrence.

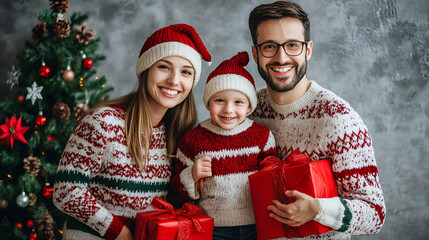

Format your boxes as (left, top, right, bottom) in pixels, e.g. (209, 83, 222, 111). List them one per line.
(0, 116, 29, 149)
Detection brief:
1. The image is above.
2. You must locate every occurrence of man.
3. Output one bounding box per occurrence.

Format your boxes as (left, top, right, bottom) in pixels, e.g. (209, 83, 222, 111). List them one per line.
(248, 1, 385, 239)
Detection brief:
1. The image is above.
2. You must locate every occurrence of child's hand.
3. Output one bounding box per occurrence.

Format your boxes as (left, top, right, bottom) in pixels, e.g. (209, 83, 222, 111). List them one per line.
(192, 156, 212, 183)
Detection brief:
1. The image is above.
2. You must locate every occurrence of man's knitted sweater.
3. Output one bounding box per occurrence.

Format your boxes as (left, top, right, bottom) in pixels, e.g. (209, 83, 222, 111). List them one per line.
(249, 81, 386, 239)
(172, 118, 276, 227)
(53, 106, 171, 240)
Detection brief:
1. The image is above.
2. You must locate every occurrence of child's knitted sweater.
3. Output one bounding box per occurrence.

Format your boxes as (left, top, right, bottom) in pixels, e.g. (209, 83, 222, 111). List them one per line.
(249, 81, 386, 239)
(53, 106, 171, 240)
(172, 118, 276, 227)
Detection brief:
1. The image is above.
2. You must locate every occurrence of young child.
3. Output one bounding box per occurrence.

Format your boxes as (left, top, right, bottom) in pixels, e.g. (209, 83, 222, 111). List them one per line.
(171, 52, 276, 240)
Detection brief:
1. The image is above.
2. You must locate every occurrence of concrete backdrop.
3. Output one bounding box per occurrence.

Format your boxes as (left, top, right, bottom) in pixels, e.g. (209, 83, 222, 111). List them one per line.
(1, 0, 428, 239)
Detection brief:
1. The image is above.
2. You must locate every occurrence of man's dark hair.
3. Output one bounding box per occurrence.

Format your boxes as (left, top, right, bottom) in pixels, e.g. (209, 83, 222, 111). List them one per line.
(248, 1, 311, 45)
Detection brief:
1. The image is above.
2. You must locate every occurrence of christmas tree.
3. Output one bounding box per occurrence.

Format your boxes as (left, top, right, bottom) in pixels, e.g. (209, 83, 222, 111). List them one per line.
(0, 1, 113, 239)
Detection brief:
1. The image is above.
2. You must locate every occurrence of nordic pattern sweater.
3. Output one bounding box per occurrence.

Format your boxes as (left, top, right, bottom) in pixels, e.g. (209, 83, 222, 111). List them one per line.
(53, 106, 171, 240)
(172, 118, 277, 227)
(249, 81, 386, 239)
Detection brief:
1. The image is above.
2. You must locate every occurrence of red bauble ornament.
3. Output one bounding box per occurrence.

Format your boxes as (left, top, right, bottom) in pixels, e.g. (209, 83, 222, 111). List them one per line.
(26, 220, 35, 228)
(14, 222, 23, 229)
(42, 183, 53, 198)
(35, 112, 47, 126)
(47, 135, 56, 142)
(82, 58, 93, 69)
(17, 95, 25, 103)
(38, 65, 51, 77)
(30, 232, 37, 240)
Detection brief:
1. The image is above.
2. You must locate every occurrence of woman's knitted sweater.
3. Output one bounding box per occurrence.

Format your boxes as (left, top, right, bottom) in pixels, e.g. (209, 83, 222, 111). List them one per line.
(53, 106, 171, 240)
(249, 81, 386, 239)
(172, 118, 276, 227)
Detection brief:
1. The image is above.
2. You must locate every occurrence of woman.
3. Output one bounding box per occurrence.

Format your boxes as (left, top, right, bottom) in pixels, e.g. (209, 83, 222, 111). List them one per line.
(53, 24, 211, 240)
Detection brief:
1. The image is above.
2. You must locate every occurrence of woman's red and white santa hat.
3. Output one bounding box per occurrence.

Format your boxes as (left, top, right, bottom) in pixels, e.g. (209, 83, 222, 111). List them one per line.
(136, 23, 211, 86)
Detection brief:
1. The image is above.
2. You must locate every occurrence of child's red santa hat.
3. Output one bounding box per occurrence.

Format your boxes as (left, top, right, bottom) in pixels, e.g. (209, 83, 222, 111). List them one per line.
(136, 24, 211, 86)
(203, 51, 257, 114)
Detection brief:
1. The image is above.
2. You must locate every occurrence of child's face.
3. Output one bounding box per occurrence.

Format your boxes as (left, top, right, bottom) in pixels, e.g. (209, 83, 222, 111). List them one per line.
(208, 90, 251, 130)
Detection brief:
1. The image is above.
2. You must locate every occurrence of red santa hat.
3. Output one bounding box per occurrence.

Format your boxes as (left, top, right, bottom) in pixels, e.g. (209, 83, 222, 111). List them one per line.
(136, 24, 212, 86)
(203, 51, 257, 114)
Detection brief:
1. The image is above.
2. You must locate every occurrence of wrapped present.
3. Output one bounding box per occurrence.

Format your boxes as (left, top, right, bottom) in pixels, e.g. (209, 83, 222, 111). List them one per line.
(248, 150, 338, 239)
(134, 198, 214, 240)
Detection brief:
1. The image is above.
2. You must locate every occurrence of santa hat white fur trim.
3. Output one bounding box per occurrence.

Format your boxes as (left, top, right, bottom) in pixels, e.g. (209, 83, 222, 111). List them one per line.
(136, 42, 202, 86)
(203, 74, 257, 114)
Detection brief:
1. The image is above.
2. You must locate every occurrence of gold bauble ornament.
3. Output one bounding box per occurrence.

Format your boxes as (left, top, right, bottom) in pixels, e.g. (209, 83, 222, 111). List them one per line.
(62, 66, 74, 82)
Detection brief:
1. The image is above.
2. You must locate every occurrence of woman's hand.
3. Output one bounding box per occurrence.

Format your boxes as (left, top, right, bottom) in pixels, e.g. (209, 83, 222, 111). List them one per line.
(116, 225, 132, 240)
(267, 190, 319, 227)
(192, 156, 212, 183)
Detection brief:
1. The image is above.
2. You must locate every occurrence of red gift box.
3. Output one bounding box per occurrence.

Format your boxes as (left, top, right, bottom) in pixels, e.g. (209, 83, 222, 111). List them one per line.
(134, 198, 214, 240)
(248, 150, 338, 239)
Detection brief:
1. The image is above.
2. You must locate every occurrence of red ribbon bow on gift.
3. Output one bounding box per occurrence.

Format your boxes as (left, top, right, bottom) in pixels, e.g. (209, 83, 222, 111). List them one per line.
(138, 198, 205, 240)
(259, 149, 311, 171)
(259, 149, 312, 207)
(259, 150, 312, 238)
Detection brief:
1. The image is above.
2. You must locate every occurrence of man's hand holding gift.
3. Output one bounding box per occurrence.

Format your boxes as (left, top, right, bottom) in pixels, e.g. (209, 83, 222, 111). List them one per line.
(268, 190, 319, 227)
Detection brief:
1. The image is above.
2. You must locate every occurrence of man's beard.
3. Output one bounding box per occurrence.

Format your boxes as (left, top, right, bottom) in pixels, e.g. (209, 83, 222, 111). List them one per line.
(257, 57, 307, 92)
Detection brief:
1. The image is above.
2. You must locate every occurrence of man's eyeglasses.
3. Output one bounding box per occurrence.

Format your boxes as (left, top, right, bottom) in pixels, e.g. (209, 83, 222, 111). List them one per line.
(255, 41, 308, 58)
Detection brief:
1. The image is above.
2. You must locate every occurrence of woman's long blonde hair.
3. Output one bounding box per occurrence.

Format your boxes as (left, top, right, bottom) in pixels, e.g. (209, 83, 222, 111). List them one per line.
(80, 70, 198, 168)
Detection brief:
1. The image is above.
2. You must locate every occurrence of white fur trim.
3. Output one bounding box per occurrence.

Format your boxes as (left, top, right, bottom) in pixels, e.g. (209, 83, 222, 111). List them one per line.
(203, 74, 257, 114)
(136, 42, 202, 86)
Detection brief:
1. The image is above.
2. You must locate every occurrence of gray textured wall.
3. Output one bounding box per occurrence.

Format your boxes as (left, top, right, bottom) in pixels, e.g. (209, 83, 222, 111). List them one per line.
(1, 0, 428, 239)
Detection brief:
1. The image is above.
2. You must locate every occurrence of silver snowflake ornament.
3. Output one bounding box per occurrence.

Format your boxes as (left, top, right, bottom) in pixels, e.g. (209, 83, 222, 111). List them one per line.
(7, 65, 21, 89)
(26, 82, 43, 105)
